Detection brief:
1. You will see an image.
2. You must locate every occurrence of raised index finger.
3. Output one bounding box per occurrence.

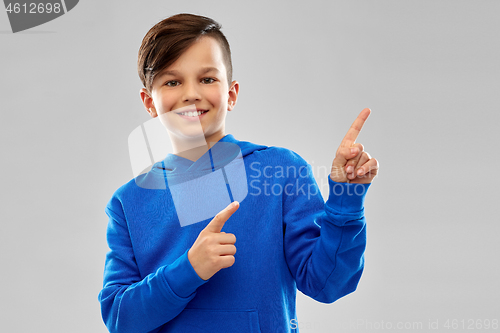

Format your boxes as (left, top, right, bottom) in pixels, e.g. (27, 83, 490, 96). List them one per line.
(204, 201, 239, 233)
(340, 108, 371, 147)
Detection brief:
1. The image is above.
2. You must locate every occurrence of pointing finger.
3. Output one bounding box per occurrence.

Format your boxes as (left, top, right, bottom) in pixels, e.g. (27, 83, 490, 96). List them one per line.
(341, 108, 371, 148)
(204, 201, 239, 233)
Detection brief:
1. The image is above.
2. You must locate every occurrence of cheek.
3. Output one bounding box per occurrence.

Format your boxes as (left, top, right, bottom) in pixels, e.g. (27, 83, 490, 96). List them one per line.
(156, 94, 176, 113)
(203, 84, 224, 100)
(205, 86, 227, 107)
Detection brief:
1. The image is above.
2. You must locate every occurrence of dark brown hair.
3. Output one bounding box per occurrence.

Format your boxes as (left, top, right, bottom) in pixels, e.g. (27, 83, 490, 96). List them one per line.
(138, 13, 233, 94)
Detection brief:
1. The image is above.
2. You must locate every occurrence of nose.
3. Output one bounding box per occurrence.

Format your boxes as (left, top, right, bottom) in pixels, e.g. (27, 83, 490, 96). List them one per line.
(182, 79, 202, 103)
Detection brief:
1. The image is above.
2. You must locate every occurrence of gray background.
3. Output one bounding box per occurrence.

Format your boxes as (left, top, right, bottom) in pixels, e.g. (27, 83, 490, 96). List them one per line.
(1, 1, 499, 332)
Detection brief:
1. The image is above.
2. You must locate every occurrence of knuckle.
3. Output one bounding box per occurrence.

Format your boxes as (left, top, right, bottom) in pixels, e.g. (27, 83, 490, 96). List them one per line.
(343, 147, 353, 157)
(212, 214, 222, 225)
(209, 256, 217, 267)
(207, 245, 217, 257)
(197, 235, 208, 245)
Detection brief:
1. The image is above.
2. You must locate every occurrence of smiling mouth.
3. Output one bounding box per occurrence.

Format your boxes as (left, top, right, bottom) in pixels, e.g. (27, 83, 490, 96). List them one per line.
(177, 110, 208, 117)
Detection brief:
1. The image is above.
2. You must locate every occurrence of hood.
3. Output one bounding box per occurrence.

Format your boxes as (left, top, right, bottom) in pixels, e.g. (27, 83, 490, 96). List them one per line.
(136, 134, 267, 189)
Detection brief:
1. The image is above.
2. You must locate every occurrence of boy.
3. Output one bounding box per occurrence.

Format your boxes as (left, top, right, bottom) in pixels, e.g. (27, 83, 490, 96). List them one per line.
(99, 13, 378, 333)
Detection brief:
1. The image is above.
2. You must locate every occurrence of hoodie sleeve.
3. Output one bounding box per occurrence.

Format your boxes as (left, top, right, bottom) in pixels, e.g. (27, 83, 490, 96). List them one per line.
(282, 158, 371, 304)
(98, 196, 208, 333)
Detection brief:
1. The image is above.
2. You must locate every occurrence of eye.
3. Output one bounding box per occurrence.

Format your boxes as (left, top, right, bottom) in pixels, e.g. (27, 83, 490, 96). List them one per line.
(165, 80, 179, 87)
(202, 77, 215, 84)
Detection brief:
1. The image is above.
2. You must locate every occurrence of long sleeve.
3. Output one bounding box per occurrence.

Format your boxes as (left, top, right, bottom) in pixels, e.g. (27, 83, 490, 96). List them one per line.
(283, 162, 370, 304)
(98, 199, 208, 333)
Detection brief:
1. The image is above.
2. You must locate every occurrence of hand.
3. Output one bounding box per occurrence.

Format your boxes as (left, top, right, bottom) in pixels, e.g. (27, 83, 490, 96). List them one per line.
(188, 201, 239, 280)
(330, 108, 379, 184)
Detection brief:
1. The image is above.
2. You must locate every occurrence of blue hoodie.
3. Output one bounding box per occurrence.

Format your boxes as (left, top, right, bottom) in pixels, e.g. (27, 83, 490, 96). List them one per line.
(99, 134, 370, 333)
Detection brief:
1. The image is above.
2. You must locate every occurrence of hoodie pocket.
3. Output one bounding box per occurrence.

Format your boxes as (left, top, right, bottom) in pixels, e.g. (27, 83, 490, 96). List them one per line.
(164, 308, 261, 332)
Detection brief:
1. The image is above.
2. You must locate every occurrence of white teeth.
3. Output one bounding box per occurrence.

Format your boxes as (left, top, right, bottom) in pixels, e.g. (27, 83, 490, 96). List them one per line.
(179, 110, 205, 117)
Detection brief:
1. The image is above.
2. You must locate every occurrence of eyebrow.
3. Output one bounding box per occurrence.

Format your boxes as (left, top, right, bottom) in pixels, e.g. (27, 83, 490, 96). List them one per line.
(158, 67, 220, 78)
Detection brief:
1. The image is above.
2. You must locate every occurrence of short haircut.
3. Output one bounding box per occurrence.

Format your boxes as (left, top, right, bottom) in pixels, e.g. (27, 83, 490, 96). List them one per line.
(138, 13, 233, 94)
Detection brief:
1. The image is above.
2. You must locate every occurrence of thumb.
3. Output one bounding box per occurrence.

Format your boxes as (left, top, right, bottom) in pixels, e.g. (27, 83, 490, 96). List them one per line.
(204, 201, 239, 233)
(333, 146, 359, 167)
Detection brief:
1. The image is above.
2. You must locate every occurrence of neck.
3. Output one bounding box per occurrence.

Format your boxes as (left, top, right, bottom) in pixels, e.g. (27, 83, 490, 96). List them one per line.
(169, 131, 225, 162)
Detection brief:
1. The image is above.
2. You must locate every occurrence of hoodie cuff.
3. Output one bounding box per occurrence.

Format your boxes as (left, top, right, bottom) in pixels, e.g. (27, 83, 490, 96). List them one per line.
(326, 177, 371, 214)
(164, 249, 209, 298)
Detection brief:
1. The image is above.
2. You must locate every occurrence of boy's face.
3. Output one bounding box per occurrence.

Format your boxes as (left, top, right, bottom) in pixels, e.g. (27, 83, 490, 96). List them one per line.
(140, 36, 239, 148)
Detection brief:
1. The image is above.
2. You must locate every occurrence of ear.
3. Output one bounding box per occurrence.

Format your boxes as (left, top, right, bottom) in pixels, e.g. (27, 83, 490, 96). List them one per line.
(140, 88, 157, 117)
(227, 80, 239, 111)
